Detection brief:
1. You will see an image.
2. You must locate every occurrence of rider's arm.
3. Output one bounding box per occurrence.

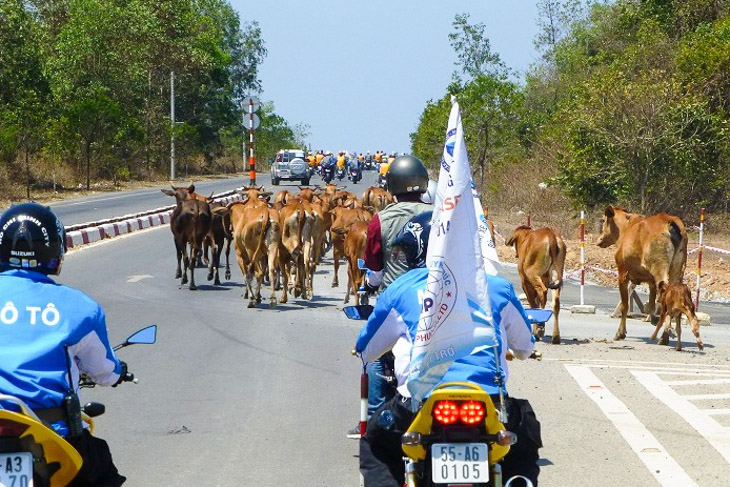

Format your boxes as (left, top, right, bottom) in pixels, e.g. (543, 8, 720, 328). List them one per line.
(70, 307, 122, 387)
(502, 286, 535, 360)
(355, 292, 404, 362)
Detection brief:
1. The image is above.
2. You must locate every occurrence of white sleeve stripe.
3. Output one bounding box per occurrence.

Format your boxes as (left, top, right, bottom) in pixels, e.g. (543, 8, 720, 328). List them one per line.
(68, 331, 120, 387)
(502, 301, 535, 358)
(361, 308, 405, 363)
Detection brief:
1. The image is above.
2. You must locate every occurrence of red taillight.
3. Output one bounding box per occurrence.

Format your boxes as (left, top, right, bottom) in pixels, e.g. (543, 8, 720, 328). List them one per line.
(0, 418, 29, 437)
(433, 401, 460, 424)
(459, 401, 485, 425)
(433, 400, 486, 425)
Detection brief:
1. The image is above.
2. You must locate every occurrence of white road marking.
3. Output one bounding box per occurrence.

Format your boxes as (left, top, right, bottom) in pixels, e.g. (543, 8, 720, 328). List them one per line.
(566, 364, 698, 487)
(704, 409, 730, 415)
(664, 378, 730, 386)
(633, 370, 730, 464)
(683, 392, 730, 401)
(546, 357, 730, 370)
(127, 275, 154, 283)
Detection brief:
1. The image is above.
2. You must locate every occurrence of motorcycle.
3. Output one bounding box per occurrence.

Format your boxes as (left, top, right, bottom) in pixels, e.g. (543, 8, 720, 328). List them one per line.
(0, 325, 157, 487)
(348, 166, 362, 184)
(344, 306, 549, 487)
(378, 173, 387, 190)
(336, 166, 346, 181)
(322, 165, 335, 184)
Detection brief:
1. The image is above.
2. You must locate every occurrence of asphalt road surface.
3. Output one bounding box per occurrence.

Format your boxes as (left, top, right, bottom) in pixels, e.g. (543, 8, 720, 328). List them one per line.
(54, 170, 730, 486)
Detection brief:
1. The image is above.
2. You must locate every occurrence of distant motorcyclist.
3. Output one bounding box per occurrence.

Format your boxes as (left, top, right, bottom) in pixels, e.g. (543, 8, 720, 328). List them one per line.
(0, 202, 127, 487)
(355, 211, 542, 487)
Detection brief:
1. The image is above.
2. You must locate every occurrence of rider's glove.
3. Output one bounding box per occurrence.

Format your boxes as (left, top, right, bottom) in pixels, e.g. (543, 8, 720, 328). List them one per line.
(113, 361, 128, 387)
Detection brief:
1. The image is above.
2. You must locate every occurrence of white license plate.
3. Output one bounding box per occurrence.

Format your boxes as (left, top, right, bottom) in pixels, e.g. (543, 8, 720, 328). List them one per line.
(431, 443, 488, 483)
(0, 452, 33, 487)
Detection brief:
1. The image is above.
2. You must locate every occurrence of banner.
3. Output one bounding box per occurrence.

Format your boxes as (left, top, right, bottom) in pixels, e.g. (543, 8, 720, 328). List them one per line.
(407, 100, 497, 403)
(473, 181, 501, 275)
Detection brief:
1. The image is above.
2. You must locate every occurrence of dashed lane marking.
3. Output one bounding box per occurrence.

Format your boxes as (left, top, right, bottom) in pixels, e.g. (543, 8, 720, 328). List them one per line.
(566, 364, 698, 487)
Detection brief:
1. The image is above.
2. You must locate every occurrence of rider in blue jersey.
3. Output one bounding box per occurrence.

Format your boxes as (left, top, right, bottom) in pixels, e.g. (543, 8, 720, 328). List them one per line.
(0, 202, 126, 487)
(355, 211, 542, 487)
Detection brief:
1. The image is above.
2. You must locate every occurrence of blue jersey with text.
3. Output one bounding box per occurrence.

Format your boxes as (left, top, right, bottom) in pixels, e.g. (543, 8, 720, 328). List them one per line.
(0, 269, 122, 411)
(355, 268, 534, 396)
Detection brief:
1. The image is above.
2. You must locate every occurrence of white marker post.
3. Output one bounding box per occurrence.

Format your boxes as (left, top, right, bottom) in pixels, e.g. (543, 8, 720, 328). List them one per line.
(571, 210, 595, 314)
(241, 96, 261, 186)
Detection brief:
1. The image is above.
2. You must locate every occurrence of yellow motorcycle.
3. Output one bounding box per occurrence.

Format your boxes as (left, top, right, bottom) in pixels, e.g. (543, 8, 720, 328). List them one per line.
(345, 304, 547, 487)
(0, 325, 156, 487)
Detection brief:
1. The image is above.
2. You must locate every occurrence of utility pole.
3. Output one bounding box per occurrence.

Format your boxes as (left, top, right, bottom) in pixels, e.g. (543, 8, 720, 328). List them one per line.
(170, 70, 175, 181)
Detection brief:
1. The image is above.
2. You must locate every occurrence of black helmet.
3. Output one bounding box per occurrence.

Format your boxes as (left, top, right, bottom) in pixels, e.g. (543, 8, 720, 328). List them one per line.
(0, 202, 66, 275)
(386, 155, 428, 196)
(393, 211, 432, 269)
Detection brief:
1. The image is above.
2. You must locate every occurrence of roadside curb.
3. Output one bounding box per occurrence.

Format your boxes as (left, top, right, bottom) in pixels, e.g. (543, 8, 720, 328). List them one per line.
(64, 189, 242, 249)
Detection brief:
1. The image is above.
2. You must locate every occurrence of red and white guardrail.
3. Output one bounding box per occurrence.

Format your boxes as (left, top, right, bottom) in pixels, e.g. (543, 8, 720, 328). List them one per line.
(64, 189, 242, 249)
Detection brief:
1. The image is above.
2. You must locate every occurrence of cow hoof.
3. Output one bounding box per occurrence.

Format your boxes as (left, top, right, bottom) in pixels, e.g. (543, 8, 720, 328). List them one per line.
(551, 335, 561, 345)
(269, 299, 277, 309)
(698, 342, 704, 351)
(256, 297, 262, 304)
(207, 272, 214, 281)
(294, 289, 301, 298)
(189, 284, 197, 291)
(175, 270, 182, 279)
(225, 271, 231, 280)
(658, 334, 669, 346)
(181, 276, 188, 285)
(614, 332, 626, 341)
(247, 301, 256, 308)
(214, 278, 221, 286)
(332, 282, 339, 288)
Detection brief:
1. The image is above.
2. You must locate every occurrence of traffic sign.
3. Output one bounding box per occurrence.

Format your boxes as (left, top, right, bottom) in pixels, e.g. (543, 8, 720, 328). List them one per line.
(241, 96, 260, 113)
(246, 113, 261, 130)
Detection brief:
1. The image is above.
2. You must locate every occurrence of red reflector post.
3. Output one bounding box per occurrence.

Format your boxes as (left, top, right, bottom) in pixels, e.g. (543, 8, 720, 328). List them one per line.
(433, 400, 460, 424)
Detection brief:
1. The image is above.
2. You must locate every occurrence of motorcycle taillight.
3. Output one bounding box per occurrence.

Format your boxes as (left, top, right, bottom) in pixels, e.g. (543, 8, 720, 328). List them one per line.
(0, 418, 29, 437)
(433, 400, 460, 425)
(432, 400, 487, 426)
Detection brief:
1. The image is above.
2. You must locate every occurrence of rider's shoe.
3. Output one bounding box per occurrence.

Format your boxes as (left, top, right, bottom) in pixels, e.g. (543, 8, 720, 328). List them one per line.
(346, 424, 361, 440)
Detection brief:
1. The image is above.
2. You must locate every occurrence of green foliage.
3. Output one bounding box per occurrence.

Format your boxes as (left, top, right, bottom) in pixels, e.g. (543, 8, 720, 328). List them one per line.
(413, 3, 730, 219)
(0, 0, 288, 194)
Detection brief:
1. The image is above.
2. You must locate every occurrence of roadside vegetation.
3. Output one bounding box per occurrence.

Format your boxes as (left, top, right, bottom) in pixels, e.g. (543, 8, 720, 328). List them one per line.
(0, 0, 305, 200)
(411, 0, 730, 230)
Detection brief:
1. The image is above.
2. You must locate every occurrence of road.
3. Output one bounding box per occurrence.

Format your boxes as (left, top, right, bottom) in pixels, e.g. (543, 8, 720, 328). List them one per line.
(53, 169, 730, 486)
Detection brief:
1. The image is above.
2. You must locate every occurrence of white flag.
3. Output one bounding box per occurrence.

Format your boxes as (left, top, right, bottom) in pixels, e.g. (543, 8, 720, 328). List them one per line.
(473, 182, 501, 275)
(407, 100, 497, 403)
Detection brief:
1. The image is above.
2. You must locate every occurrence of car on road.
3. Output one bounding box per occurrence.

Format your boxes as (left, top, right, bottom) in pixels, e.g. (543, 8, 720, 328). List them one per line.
(271, 149, 310, 185)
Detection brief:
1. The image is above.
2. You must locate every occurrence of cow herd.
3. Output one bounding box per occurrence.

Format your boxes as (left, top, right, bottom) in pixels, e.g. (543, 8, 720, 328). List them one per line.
(161, 186, 704, 351)
(161, 183, 393, 308)
(504, 205, 703, 351)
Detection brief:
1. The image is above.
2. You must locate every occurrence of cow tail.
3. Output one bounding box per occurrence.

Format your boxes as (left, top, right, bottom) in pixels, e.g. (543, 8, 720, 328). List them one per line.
(668, 221, 683, 250)
(547, 234, 563, 290)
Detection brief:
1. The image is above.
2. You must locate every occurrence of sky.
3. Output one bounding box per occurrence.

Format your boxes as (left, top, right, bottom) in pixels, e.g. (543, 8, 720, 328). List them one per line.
(231, 1, 541, 154)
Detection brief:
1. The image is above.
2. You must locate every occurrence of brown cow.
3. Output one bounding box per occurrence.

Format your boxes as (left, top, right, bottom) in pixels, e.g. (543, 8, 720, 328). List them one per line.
(330, 207, 372, 288)
(278, 200, 308, 302)
(161, 184, 215, 290)
(334, 220, 369, 304)
(597, 206, 688, 341)
(650, 282, 704, 351)
(361, 186, 394, 213)
(506, 226, 567, 344)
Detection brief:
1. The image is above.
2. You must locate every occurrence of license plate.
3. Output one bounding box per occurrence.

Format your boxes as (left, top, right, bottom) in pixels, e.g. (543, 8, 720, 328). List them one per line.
(431, 443, 488, 483)
(0, 452, 33, 487)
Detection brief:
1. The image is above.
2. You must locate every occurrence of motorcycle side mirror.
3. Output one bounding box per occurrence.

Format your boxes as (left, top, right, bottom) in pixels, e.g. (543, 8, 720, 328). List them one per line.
(524, 309, 553, 324)
(82, 402, 106, 418)
(343, 305, 374, 320)
(124, 325, 157, 346)
(357, 258, 367, 270)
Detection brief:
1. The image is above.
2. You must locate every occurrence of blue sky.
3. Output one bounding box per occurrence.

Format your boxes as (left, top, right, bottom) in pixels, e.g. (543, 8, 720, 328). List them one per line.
(231, 1, 540, 154)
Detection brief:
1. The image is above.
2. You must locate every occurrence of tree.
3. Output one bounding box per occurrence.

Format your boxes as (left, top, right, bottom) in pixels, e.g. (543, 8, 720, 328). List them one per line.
(448, 13, 506, 82)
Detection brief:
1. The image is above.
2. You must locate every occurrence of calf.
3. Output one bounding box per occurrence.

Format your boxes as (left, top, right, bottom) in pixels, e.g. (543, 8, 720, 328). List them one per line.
(650, 283, 704, 351)
(506, 225, 566, 344)
(597, 206, 688, 341)
(330, 207, 372, 288)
